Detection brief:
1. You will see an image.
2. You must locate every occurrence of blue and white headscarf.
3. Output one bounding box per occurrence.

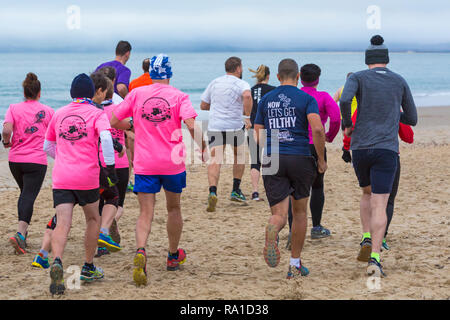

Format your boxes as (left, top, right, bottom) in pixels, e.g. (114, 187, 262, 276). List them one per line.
(150, 54, 172, 80)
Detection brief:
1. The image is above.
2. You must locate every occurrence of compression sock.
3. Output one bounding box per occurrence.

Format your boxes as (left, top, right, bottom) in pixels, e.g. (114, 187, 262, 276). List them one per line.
(371, 252, 380, 263)
(232, 178, 241, 193)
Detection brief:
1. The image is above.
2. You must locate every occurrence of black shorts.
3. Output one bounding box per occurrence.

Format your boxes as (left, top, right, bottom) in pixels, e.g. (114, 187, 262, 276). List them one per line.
(310, 145, 327, 189)
(352, 149, 399, 194)
(53, 189, 99, 208)
(207, 128, 246, 148)
(262, 154, 317, 207)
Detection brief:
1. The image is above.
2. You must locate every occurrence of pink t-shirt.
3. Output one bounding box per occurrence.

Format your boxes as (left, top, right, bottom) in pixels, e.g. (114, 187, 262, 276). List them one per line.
(4, 101, 55, 165)
(45, 101, 111, 190)
(99, 103, 129, 169)
(301, 87, 341, 144)
(113, 83, 198, 175)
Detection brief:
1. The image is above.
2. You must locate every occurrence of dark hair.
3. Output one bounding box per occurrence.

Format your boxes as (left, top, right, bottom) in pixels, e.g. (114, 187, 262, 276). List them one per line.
(225, 56, 242, 73)
(142, 58, 150, 73)
(23, 72, 41, 100)
(98, 66, 116, 82)
(278, 59, 299, 81)
(115, 40, 132, 56)
(300, 64, 321, 82)
(105, 79, 114, 100)
(90, 71, 109, 92)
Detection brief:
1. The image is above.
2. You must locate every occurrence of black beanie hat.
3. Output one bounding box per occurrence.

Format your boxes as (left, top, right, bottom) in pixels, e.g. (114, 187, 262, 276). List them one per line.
(70, 73, 95, 99)
(365, 35, 389, 65)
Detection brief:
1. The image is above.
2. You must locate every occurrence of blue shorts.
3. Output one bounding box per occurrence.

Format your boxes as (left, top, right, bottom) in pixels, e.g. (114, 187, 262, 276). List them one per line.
(134, 172, 187, 194)
(352, 149, 398, 194)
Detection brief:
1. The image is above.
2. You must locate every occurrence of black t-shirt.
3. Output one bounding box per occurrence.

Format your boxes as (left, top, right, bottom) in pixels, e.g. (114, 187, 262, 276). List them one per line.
(250, 83, 276, 127)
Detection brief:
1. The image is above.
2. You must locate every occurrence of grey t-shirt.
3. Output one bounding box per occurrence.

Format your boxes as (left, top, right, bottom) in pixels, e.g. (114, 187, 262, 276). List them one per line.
(340, 67, 417, 153)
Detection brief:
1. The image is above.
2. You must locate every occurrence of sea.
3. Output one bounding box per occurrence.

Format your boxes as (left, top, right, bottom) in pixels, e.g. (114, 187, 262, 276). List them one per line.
(0, 51, 449, 122)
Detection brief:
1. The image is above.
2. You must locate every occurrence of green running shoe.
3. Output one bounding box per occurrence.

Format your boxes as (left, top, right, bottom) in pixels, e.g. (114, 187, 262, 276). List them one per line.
(286, 263, 310, 279)
(9, 232, 27, 254)
(230, 189, 246, 202)
(80, 264, 104, 282)
(382, 238, 390, 251)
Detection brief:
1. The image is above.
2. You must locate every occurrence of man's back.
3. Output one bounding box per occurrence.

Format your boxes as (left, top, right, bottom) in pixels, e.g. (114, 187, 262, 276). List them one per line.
(201, 74, 250, 131)
(96, 60, 131, 94)
(341, 67, 417, 153)
(255, 85, 319, 156)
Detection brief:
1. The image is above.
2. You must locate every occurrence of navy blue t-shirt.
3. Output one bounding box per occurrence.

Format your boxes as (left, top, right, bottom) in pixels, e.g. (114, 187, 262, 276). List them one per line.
(254, 85, 319, 156)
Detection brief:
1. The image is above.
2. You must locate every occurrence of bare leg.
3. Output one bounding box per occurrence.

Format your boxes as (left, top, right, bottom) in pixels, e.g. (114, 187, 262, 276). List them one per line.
(208, 145, 225, 188)
(370, 193, 389, 254)
(360, 186, 372, 234)
(82, 201, 101, 264)
(100, 204, 117, 231)
(165, 191, 182, 253)
(232, 145, 245, 180)
(250, 168, 260, 194)
(18, 221, 29, 238)
(135, 193, 156, 249)
(115, 206, 124, 222)
(51, 203, 74, 260)
(290, 197, 308, 259)
(268, 196, 290, 231)
(40, 229, 53, 252)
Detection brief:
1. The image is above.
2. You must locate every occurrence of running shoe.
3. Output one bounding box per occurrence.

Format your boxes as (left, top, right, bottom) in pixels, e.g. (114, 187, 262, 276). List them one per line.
(230, 189, 246, 202)
(251, 192, 260, 201)
(32, 253, 50, 269)
(367, 257, 386, 278)
(109, 219, 121, 244)
(357, 237, 372, 262)
(263, 224, 280, 268)
(97, 232, 121, 252)
(286, 263, 310, 279)
(167, 248, 187, 271)
(9, 232, 27, 254)
(127, 181, 134, 193)
(311, 225, 331, 239)
(285, 232, 292, 250)
(206, 192, 218, 212)
(49, 260, 65, 296)
(95, 247, 110, 257)
(133, 249, 147, 286)
(80, 264, 104, 282)
(382, 238, 390, 251)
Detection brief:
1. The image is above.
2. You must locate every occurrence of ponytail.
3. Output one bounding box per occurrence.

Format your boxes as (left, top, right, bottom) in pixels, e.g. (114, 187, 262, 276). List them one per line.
(249, 65, 270, 83)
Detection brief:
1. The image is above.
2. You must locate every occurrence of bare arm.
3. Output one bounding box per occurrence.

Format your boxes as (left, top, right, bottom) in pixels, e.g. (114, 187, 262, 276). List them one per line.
(333, 88, 342, 103)
(117, 83, 129, 99)
(308, 113, 327, 173)
(111, 113, 132, 131)
(242, 90, 252, 116)
(2, 122, 13, 148)
(200, 101, 210, 111)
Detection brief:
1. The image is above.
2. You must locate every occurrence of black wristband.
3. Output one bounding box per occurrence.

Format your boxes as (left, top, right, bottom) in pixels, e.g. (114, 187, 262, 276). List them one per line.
(129, 119, 134, 130)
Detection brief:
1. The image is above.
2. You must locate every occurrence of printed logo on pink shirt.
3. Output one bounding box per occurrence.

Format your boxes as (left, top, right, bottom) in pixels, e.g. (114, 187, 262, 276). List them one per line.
(24, 110, 47, 135)
(58, 115, 88, 143)
(141, 97, 172, 125)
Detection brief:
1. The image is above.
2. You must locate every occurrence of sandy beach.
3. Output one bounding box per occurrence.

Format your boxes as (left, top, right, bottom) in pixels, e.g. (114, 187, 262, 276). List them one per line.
(0, 106, 448, 300)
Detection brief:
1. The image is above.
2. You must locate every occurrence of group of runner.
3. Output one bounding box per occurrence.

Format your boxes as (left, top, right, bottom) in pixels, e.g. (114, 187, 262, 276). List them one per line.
(1, 35, 417, 294)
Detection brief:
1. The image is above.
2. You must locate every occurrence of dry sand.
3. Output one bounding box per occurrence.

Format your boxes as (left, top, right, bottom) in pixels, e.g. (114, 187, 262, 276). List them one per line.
(0, 106, 449, 300)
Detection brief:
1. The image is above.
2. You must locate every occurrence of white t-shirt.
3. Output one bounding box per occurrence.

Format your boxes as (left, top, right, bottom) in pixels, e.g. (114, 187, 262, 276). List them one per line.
(201, 74, 251, 131)
(113, 92, 124, 105)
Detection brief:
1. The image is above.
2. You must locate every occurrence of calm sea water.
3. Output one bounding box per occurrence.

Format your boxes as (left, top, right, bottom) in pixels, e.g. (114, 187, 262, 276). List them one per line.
(1, 51, 449, 121)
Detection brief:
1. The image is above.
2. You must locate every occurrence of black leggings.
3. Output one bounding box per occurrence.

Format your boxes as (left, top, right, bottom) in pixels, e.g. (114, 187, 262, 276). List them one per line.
(9, 162, 47, 224)
(385, 157, 401, 237)
(99, 167, 129, 214)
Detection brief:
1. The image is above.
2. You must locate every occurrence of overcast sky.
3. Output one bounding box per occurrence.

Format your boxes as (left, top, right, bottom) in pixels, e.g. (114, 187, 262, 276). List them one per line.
(1, 0, 449, 52)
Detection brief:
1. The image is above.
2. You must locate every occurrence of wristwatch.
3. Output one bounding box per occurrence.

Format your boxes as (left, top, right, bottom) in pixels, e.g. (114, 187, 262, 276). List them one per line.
(128, 119, 134, 130)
